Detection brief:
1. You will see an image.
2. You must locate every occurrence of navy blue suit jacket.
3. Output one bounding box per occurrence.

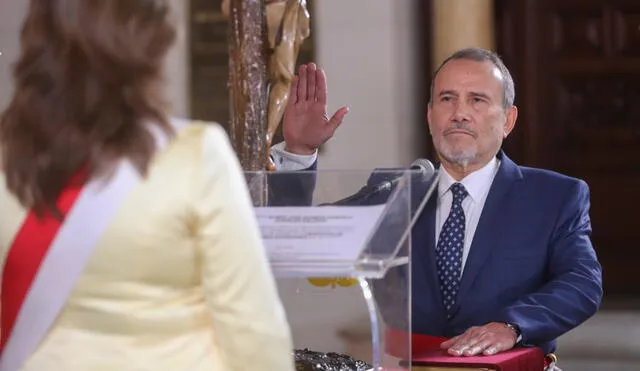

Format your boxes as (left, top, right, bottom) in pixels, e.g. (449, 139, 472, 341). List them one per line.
(274, 151, 603, 355)
(411, 152, 601, 354)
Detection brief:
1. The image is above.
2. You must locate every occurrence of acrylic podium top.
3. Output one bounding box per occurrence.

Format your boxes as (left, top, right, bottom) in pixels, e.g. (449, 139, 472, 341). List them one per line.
(244, 167, 440, 279)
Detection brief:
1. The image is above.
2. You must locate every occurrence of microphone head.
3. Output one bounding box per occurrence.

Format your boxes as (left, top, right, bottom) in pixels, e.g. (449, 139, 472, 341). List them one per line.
(410, 158, 435, 178)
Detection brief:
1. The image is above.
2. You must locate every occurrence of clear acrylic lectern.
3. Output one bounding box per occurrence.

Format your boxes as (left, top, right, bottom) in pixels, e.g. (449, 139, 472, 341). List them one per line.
(245, 168, 439, 371)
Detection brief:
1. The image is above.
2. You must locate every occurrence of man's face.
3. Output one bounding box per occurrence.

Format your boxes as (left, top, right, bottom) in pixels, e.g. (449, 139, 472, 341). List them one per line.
(427, 59, 517, 169)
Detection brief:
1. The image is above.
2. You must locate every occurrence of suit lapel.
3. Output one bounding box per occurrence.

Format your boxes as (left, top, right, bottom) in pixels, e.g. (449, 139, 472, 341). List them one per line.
(422, 196, 446, 307)
(411, 176, 446, 314)
(454, 152, 523, 307)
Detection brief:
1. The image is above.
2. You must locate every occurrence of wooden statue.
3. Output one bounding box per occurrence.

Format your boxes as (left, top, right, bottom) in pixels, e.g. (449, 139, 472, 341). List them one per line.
(222, 0, 310, 171)
(264, 0, 311, 170)
(225, 0, 269, 172)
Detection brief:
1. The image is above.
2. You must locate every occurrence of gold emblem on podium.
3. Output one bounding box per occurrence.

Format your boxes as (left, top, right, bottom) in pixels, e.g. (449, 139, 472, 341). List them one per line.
(307, 277, 358, 288)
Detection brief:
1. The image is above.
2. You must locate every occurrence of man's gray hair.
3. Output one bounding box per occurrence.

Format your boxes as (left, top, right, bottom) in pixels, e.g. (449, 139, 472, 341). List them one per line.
(429, 47, 515, 109)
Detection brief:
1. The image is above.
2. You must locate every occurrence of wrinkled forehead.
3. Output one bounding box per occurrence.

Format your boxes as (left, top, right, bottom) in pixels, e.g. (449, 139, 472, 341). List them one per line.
(434, 59, 504, 97)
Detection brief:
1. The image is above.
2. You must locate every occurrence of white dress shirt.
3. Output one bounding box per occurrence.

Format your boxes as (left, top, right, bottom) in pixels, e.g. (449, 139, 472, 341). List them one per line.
(436, 157, 500, 275)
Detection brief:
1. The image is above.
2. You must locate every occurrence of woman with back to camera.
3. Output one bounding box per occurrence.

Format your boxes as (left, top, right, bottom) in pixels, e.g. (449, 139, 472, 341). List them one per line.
(0, 1, 294, 370)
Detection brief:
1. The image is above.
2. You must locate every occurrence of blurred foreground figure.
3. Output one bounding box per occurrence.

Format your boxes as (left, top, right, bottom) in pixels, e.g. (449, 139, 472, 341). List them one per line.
(0, 1, 294, 371)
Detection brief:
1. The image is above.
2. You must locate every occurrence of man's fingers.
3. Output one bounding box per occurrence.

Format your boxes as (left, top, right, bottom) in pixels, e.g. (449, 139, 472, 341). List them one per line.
(287, 76, 299, 106)
(443, 332, 474, 355)
(464, 338, 493, 356)
(447, 334, 482, 356)
(482, 341, 506, 356)
(440, 335, 461, 349)
(316, 67, 328, 104)
(328, 107, 349, 130)
(307, 63, 317, 101)
(441, 324, 516, 358)
(298, 64, 308, 101)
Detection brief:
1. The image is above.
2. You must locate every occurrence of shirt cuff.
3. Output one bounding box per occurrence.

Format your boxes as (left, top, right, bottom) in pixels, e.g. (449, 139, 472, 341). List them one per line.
(270, 141, 317, 171)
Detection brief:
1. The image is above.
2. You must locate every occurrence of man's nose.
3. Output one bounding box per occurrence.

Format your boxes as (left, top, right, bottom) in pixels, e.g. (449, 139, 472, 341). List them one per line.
(451, 101, 472, 122)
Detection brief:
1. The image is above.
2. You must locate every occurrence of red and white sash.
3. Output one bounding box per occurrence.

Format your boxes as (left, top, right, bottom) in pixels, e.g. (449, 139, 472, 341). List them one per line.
(0, 160, 140, 371)
(0, 119, 184, 371)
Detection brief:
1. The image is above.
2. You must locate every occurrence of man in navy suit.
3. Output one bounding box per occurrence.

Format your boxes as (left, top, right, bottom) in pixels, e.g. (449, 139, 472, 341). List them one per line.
(272, 48, 602, 359)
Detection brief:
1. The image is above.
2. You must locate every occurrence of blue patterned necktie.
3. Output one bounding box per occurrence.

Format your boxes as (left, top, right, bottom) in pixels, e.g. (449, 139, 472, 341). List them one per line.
(436, 182, 468, 313)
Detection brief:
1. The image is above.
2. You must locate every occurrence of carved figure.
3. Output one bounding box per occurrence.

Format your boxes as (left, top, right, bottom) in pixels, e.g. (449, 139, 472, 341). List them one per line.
(222, 0, 311, 170)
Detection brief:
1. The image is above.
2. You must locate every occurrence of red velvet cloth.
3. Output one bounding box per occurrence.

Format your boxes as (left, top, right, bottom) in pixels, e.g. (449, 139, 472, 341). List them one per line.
(385, 327, 448, 357)
(385, 328, 545, 370)
(413, 347, 544, 370)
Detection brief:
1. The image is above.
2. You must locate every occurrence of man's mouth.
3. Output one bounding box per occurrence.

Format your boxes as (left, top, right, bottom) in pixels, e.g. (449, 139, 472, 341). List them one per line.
(445, 129, 475, 137)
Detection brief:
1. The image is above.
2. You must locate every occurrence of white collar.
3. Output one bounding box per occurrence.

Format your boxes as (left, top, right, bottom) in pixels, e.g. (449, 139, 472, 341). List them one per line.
(438, 157, 500, 202)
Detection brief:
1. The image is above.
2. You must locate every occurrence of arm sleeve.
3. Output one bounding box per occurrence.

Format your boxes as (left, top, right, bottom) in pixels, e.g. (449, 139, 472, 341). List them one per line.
(192, 125, 295, 371)
(496, 180, 603, 345)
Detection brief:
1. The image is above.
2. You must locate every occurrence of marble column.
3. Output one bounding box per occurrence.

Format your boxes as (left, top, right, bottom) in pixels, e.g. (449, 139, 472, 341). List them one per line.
(431, 0, 495, 69)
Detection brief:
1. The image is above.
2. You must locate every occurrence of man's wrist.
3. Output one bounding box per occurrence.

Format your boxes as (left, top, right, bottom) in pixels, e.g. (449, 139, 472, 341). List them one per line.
(270, 141, 317, 171)
(503, 322, 522, 344)
(284, 144, 316, 156)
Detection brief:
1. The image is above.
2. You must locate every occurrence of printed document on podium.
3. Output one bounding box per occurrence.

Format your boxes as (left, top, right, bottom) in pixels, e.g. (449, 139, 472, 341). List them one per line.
(255, 204, 386, 263)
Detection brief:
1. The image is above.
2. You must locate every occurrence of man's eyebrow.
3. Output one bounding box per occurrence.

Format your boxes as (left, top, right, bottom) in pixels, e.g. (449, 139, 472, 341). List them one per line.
(438, 90, 492, 100)
(469, 91, 492, 100)
(438, 90, 458, 97)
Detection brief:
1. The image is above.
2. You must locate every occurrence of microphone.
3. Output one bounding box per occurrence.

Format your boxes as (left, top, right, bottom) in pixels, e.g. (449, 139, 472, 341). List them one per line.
(364, 158, 434, 195)
(332, 158, 435, 205)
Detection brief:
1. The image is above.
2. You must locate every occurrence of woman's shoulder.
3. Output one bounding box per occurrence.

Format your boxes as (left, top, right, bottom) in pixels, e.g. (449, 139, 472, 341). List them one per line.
(152, 117, 236, 171)
(160, 117, 230, 153)
(169, 117, 227, 141)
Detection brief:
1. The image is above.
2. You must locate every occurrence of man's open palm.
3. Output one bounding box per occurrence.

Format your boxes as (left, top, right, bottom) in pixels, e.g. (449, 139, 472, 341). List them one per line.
(283, 63, 349, 155)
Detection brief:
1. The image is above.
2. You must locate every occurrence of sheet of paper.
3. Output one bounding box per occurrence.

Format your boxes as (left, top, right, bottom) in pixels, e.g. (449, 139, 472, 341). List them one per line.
(255, 205, 386, 263)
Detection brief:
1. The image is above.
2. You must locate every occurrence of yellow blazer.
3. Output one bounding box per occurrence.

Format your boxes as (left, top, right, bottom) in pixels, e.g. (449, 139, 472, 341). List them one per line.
(0, 120, 295, 371)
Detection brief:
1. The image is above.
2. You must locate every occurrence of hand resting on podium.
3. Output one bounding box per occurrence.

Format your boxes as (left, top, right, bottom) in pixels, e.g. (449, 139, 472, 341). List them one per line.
(439, 322, 519, 357)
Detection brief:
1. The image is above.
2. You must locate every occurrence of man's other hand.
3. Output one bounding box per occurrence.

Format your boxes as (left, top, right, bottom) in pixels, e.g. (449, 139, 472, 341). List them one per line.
(283, 63, 349, 155)
(440, 322, 518, 356)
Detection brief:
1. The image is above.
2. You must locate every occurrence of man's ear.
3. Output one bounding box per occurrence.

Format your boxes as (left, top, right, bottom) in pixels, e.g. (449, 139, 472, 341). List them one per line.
(503, 105, 518, 138)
